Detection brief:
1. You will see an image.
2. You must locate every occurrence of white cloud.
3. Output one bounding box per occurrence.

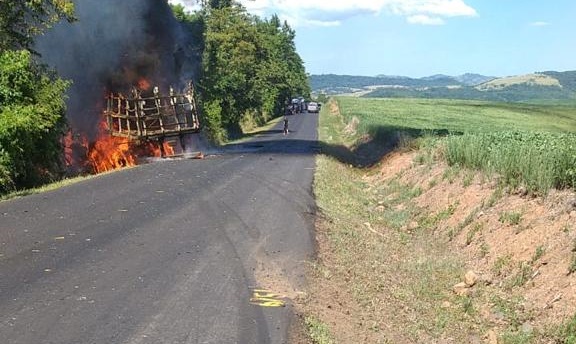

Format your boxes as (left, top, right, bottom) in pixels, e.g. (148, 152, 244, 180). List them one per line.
(168, 0, 478, 27)
(407, 15, 445, 26)
(168, 0, 201, 11)
(530, 21, 550, 27)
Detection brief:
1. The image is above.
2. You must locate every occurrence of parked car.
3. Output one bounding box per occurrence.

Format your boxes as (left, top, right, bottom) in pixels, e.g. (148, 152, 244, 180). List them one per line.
(307, 102, 319, 113)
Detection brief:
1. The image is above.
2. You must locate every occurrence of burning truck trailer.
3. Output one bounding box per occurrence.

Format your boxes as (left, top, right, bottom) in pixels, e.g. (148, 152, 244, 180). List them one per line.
(63, 81, 203, 176)
(34, 0, 206, 176)
(104, 81, 202, 158)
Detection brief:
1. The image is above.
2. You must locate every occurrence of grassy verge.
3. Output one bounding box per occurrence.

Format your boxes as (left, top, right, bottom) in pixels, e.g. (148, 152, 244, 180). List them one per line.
(308, 99, 474, 342)
(0, 174, 98, 202)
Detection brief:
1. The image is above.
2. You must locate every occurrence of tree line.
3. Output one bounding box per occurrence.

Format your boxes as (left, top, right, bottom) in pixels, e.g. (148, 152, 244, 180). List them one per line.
(172, 0, 310, 142)
(0, 1, 74, 194)
(363, 84, 575, 102)
(0, 0, 309, 194)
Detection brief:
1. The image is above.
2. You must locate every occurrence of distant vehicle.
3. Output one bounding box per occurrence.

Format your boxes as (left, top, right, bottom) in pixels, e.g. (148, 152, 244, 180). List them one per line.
(307, 102, 319, 113)
(291, 97, 306, 113)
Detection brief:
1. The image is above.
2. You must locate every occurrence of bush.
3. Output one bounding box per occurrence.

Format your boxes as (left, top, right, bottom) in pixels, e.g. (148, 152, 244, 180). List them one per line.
(0, 50, 69, 193)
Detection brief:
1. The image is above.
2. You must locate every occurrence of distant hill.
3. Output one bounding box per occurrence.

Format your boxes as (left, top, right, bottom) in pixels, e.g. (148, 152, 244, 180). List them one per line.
(542, 71, 576, 92)
(455, 73, 496, 86)
(309, 74, 465, 93)
(476, 73, 561, 91)
(310, 71, 576, 102)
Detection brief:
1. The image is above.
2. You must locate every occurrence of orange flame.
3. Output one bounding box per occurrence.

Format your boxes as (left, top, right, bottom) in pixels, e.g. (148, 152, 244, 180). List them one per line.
(162, 142, 175, 157)
(63, 131, 74, 167)
(137, 78, 151, 91)
(88, 137, 137, 174)
(63, 83, 184, 175)
(144, 141, 176, 158)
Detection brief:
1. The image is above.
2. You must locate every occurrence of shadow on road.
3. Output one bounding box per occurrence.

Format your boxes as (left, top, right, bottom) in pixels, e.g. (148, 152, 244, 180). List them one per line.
(223, 125, 457, 168)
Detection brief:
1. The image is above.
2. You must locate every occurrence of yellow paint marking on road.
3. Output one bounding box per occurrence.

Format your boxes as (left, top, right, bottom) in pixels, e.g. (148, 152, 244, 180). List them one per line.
(249, 289, 286, 307)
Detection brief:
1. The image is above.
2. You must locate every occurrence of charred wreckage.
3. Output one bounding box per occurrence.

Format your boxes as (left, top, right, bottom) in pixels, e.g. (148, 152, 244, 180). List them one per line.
(104, 81, 201, 157)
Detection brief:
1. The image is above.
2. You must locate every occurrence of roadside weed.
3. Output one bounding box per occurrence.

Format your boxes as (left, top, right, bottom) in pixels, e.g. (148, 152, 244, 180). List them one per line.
(568, 253, 576, 275)
(466, 223, 484, 245)
(500, 331, 534, 344)
(509, 262, 533, 288)
(487, 186, 505, 208)
(499, 211, 523, 225)
(530, 246, 546, 264)
(493, 255, 513, 277)
(305, 316, 335, 344)
(550, 313, 576, 344)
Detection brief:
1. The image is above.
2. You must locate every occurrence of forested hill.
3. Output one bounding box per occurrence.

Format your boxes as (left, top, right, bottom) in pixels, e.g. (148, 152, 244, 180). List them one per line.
(542, 71, 576, 92)
(309, 73, 495, 93)
(310, 71, 576, 102)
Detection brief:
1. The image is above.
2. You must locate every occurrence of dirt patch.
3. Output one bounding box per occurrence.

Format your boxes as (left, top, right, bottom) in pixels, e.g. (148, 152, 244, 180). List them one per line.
(398, 159, 576, 328)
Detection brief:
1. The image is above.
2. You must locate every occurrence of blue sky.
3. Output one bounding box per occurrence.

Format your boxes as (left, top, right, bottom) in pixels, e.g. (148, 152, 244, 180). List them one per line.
(169, 0, 576, 78)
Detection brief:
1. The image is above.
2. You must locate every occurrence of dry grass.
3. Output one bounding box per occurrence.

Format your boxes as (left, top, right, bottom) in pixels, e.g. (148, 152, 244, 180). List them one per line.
(477, 74, 562, 90)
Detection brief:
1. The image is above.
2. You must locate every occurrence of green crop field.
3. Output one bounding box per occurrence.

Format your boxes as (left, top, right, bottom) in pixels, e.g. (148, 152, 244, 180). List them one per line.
(335, 97, 576, 134)
(334, 97, 576, 193)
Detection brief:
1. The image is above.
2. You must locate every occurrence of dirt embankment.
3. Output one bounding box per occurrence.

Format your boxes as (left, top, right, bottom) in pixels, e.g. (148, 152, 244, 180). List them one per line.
(385, 151, 576, 322)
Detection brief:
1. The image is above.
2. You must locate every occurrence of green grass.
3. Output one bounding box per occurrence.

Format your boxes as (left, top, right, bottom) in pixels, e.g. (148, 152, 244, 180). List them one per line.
(499, 211, 523, 226)
(445, 131, 576, 193)
(335, 97, 576, 135)
(0, 174, 97, 202)
(313, 99, 470, 342)
(335, 96, 576, 194)
(551, 313, 576, 344)
(305, 316, 335, 344)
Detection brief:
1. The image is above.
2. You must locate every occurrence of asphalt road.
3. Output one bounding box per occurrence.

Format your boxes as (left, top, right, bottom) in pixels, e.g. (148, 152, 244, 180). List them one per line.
(0, 112, 319, 344)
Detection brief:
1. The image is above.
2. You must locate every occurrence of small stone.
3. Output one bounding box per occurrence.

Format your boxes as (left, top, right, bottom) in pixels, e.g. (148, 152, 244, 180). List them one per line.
(453, 282, 470, 296)
(492, 310, 506, 322)
(468, 335, 482, 344)
(521, 322, 533, 334)
(464, 270, 479, 287)
(485, 330, 498, 344)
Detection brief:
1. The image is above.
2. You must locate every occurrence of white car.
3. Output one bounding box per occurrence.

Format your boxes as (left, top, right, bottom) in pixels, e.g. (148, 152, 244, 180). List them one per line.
(307, 102, 319, 113)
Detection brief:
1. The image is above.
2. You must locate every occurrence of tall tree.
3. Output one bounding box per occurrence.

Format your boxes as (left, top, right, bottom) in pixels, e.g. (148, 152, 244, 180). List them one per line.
(0, 0, 75, 51)
(171, 1, 309, 142)
(0, 50, 69, 192)
(0, 1, 74, 193)
(201, 4, 259, 138)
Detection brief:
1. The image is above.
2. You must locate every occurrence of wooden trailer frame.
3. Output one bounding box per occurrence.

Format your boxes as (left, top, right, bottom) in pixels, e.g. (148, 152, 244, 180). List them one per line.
(104, 82, 200, 154)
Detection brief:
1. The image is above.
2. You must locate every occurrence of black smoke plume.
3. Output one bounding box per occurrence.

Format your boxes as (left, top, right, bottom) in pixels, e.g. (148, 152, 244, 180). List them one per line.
(35, 0, 199, 141)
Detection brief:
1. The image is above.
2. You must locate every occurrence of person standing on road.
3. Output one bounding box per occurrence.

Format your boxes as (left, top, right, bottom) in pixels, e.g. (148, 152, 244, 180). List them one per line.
(283, 116, 289, 135)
